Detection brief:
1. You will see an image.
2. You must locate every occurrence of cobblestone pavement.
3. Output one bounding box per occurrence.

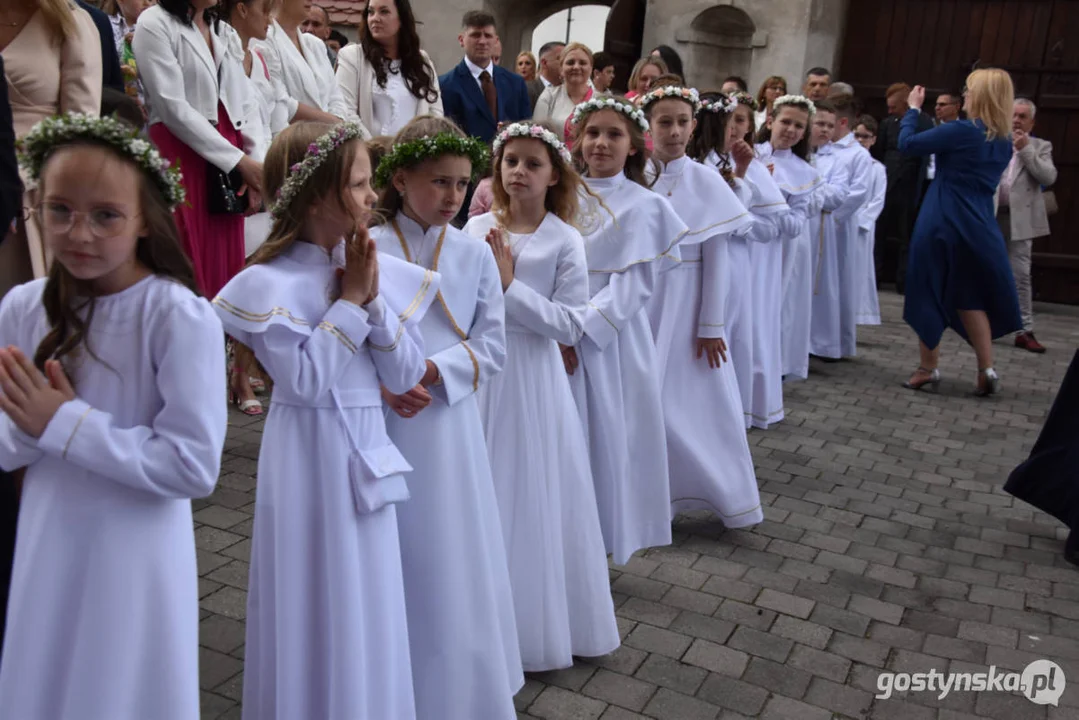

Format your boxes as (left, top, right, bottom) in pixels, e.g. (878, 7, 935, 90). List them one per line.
(196, 292, 1079, 720)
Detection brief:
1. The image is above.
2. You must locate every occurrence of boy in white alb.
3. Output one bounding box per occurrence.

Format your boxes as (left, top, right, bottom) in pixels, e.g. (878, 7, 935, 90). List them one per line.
(853, 114, 887, 325)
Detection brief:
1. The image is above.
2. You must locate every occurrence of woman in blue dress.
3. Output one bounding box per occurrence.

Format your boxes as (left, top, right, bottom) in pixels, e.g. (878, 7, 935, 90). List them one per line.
(898, 68, 1021, 397)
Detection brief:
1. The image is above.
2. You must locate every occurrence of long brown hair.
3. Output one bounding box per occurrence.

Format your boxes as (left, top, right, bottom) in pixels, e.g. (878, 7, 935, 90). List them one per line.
(33, 141, 197, 374)
(374, 115, 470, 223)
(490, 125, 584, 227)
(755, 75, 787, 111)
(360, 0, 439, 104)
(247, 122, 365, 268)
(570, 96, 652, 188)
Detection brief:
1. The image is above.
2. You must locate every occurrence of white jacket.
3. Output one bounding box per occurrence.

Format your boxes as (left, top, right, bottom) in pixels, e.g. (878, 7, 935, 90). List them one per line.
(251, 21, 352, 125)
(133, 6, 262, 172)
(334, 44, 443, 138)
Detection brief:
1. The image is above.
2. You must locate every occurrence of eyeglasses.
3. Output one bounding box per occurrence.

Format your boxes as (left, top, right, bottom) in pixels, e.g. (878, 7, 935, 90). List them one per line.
(36, 202, 134, 239)
(854, 132, 873, 140)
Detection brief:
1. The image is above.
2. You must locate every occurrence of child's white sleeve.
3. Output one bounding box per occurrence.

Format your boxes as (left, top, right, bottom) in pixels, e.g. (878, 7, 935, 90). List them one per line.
(503, 233, 588, 347)
(36, 297, 228, 499)
(697, 235, 730, 339)
(581, 261, 657, 351)
(0, 288, 44, 471)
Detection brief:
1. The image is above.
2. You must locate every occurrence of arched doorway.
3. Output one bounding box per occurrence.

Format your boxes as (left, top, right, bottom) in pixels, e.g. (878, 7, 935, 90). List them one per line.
(676, 5, 757, 92)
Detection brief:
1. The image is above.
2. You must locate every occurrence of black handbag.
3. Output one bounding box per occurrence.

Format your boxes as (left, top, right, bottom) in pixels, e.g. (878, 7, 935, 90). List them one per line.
(207, 165, 248, 215)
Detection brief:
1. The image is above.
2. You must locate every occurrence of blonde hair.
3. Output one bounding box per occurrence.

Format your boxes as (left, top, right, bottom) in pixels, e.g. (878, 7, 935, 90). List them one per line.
(628, 57, 668, 93)
(516, 51, 537, 78)
(490, 124, 584, 227)
(964, 68, 1013, 141)
(39, 0, 79, 40)
(560, 42, 594, 70)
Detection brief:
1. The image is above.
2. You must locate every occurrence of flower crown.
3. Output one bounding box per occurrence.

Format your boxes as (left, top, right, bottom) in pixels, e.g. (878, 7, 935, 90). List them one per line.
(699, 96, 736, 115)
(493, 122, 572, 165)
(772, 94, 816, 115)
(271, 122, 365, 219)
(639, 86, 702, 114)
(17, 112, 185, 210)
(570, 96, 650, 134)
(374, 133, 489, 189)
(728, 91, 759, 112)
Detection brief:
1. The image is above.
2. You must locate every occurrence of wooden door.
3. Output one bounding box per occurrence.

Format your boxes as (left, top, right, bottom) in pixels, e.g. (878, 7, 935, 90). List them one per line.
(603, 0, 646, 94)
(840, 0, 1079, 305)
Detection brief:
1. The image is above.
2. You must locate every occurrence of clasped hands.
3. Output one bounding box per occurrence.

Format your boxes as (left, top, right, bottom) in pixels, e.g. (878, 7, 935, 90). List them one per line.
(0, 346, 76, 438)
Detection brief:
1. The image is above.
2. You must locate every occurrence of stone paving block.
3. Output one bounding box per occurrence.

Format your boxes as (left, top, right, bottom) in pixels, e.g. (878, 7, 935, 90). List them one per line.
(759, 694, 834, 720)
(581, 669, 657, 713)
(850, 544, 901, 567)
(650, 563, 710, 591)
(829, 632, 891, 668)
(200, 614, 246, 655)
(866, 563, 917, 588)
(973, 691, 1050, 720)
(611, 574, 671, 602)
(1026, 595, 1079, 620)
(787, 643, 852, 683)
(200, 691, 235, 719)
(642, 688, 722, 720)
(801, 530, 851, 554)
(692, 555, 750, 579)
(515, 679, 545, 710)
(956, 620, 1020, 648)
(829, 569, 888, 598)
(933, 597, 994, 623)
(597, 708, 648, 720)
(633, 654, 707, 696)
(700, 576, 761, 604)
(921, 633, 987, 663)
(529, 686, 607, 720)
(668, 611, 735, 644)
(771, 614, 833, 650)
(221, 538, 251, 562)
(742, 566, 799, 594)
(623, 623, 692, 659)
(199, 647, 243, 690)
(618, 598, 681, 628)
(867, 621, 926, 652)
(727, 625, 793, 663)
(682, 639, 749, 678)
(742, 655, 813, 698)
(661, 586, 722, 616)
(810, 602, 871, 637)
(696, 673, 770, 716)
(869, 699, 937, 720)
(804, 676, 874, 718)
(968, 585, 1026, 610)
(793, 578, 852, 609)
(715, 599, 776, 632)
(200, 587, 247, 620)
(776, 557, 832, 584)
(754, 588, 815, 619)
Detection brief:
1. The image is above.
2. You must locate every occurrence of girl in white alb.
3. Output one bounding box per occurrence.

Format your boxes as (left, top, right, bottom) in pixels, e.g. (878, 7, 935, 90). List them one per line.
(567, 96, 687, 565)
(214, 122, 438, 720)
(464, 122, 619, 672)
(371, 115, 523, 720)
(640, 85, 763, 529)
(0, 114, 227, 720)
(694, 91, 799, 430)
(755, 95, 822, 382)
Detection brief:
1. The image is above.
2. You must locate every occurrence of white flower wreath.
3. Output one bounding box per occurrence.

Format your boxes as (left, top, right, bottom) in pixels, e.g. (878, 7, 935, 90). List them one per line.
(271, 122, 366, 219)
(639, 86, 702, 114)
(17, 112, 186, 210)
(772, 94, 817, 115)
(493, 122, 572, 165)
(570, 96, 650, 134)
(699, 96, 736, 115)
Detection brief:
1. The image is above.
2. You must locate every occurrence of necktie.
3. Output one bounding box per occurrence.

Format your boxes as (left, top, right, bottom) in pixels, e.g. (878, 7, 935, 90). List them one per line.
(479, 70, 498, 120)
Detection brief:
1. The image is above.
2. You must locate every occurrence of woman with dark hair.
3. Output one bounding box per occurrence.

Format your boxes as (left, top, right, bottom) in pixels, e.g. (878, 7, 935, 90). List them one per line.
(650, 44, 683, 81)
(754, 75, 787, 130)
(335, 0, 442, 138)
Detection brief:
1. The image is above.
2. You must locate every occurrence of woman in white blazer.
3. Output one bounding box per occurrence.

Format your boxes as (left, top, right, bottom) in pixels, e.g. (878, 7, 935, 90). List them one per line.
(334, 0, 442, 139)
(251, 0, 350, 128)
(134, 0, 263, 299)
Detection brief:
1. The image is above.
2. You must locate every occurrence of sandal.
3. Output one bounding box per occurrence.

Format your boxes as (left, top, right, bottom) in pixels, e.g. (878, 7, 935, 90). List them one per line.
(975, 368, 1000, 398)
(903, 367, 940, 392)
(229, 370, 264, 416)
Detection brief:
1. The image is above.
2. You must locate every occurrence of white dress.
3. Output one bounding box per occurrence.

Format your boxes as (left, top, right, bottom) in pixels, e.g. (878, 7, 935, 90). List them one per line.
(756, 143, 822, 381)
(372, 214, 523, 720)
(571, 175, 686, 565)
(645, 157, 763, 527)
(0, 276, 227, 720)
(857, 159, 887, 325)
(704, 152, 797, 429)
(370, 60, 422, 137)
(464, 212, 620, 672)
(808, 133, 872, 360)
(214, 241, 439, 720)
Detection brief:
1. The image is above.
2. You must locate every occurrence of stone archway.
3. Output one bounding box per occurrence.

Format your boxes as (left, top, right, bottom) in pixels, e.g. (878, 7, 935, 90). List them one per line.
(489, 0, 617, 80)
(676, 4, 764, 91)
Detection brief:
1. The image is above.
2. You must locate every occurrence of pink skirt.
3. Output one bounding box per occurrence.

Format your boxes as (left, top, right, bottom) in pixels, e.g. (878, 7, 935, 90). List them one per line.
(149, 103, 245, 299)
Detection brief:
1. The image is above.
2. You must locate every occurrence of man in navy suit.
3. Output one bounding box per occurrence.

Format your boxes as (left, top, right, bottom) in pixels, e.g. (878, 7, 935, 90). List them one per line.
(439, 10, 531, 145)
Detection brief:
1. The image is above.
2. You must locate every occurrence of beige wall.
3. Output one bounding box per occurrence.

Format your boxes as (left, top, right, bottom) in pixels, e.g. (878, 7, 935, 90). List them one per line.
(404, 0, 848, 90)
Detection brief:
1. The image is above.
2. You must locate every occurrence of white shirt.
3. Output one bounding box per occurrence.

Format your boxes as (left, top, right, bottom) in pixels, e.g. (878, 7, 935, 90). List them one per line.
(541, 75, 553, 88)
(464, 56, 495, 92)
(370, 60, 421, 137)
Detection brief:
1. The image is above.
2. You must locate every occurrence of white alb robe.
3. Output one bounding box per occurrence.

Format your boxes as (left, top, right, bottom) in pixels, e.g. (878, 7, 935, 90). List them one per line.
(809, 133, 872, 359)
(705, 151, 798, 429)
(645, 156, 763, 527)
(214, 241, 439, 720)
(464, 212, 620, 672)
(857, 159, 887, 325)
(571, 175, 686, 565)
(756, 142, 822, 381)
(0, 276, 227, 720)
(372, 214, 523, 720)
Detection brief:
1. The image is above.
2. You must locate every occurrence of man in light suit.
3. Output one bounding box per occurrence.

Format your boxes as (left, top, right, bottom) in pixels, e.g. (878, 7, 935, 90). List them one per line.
(528, 41, 564, 111)
(996, 98, 1058, 353)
